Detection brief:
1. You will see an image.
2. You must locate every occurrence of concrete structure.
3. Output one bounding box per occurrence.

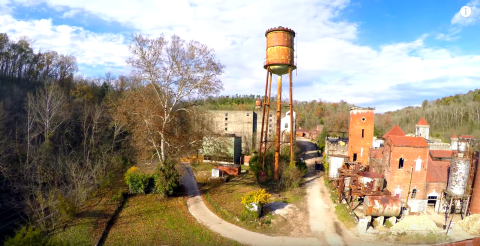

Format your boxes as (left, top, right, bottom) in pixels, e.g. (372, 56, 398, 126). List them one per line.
(209, 110, 278, 154)
(372, 137, 384, 149)
(280, 110, 296, 141)
(348, 107, 374, 164)
(415, 117, 430, 140)
(203, 134, 242, 164)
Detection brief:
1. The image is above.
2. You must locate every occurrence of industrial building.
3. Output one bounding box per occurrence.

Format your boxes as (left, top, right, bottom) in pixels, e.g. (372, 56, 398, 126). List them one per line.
(208, 109, 295, 155)
(325, 112, 480, 215)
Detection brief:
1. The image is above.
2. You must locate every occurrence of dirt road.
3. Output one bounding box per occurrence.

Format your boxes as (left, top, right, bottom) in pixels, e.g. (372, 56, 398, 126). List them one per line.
(298, 138, 376, 246)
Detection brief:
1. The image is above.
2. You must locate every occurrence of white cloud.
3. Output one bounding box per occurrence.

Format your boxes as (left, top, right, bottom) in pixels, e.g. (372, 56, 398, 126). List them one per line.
(0, 15, 130, 67)
(2, 0, 480, 113)
(0, 0, 13, 14)
(451, 0, 480, 26)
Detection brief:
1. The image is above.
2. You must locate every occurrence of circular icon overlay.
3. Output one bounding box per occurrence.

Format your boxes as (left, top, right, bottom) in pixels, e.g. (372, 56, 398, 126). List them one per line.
(460, 6, 472, 17)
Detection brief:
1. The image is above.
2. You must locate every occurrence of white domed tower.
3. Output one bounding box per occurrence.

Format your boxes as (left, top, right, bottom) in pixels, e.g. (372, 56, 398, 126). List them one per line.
(451, 133, 458, 151)
(415, 118, 430, 140)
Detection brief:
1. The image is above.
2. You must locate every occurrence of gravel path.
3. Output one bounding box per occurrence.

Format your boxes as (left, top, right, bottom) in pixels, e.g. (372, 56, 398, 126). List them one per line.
(182, 165, 321, 246)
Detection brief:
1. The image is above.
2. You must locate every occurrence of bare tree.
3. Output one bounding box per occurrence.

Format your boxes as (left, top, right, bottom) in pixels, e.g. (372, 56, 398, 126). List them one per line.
(124, 34, 224, 164)
(27, 80, 68, 143)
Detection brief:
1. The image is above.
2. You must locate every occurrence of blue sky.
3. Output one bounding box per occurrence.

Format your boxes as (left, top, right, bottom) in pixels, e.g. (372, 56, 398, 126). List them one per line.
(1, 0, 479, 113)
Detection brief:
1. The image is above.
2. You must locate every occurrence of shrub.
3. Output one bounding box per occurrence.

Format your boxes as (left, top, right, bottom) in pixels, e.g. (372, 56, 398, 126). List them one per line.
(4, 226, 66, 246)
(279, 164, 304, 190)
(152, 159, 180, 196)
(241, 189, 271, 206)
(125, 167, 151, 194)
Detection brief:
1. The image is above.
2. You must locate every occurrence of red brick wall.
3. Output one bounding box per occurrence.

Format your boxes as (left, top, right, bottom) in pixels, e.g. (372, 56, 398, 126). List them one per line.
(425, 182, 446, 197)
(348, 109, 374, 165)
(383, 140, 429, 200)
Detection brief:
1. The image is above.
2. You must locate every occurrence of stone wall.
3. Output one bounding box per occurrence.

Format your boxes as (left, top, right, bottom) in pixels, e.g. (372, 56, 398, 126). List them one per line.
(429, 142, 452, 150)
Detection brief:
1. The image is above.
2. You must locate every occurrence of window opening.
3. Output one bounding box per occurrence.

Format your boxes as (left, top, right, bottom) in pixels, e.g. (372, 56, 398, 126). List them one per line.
(399, 158, 404, 169)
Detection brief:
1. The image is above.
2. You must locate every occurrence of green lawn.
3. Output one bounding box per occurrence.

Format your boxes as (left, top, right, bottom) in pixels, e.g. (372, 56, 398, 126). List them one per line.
(104, 195, 244, 246)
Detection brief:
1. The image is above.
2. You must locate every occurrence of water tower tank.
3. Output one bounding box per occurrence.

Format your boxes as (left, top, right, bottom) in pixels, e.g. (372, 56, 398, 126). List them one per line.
(264, 26, 296, 75)
(447, 156, 471, 196)
(255, 98, 262, 108)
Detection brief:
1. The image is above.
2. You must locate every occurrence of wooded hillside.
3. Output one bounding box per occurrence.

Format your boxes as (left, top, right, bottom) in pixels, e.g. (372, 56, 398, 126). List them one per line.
(199, 90, 480, 143)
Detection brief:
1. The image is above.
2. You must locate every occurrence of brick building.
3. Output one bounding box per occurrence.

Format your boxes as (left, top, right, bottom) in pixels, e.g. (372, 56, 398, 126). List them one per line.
(382, 135, 430, 200)
(348, 107, 375, 164)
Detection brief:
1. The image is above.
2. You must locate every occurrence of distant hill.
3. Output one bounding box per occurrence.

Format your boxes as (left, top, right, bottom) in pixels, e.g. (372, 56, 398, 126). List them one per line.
(200, 90, 480, 143)
(375, 89, 480, 142)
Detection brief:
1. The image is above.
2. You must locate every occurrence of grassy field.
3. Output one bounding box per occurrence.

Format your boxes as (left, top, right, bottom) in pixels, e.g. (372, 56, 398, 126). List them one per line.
(49, 170, 127, 246)
(103, 195, 243, 246)
(376, 231, 450, 245)
(192, 163, 307, 236)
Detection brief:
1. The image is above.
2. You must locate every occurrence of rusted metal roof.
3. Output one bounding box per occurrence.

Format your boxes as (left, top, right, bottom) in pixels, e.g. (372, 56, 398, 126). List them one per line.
(430, 150, 453, 159)
(417, 117, 429, 126)
(265, 26, 296, 37)
(389, 135, 429, 147)
(426, 155, 450, 183)
(382, 125, 405, 139)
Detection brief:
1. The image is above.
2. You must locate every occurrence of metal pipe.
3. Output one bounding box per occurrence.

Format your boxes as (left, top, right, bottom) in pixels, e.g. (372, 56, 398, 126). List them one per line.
(259, 67, 270, 169)
(262, 72, 273, 168)
(274, 75, 282, 181)
(288, 67, 294, 166)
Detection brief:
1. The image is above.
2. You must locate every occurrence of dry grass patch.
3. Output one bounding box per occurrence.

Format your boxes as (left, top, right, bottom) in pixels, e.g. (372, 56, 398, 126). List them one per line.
(104, 195, 243, 246)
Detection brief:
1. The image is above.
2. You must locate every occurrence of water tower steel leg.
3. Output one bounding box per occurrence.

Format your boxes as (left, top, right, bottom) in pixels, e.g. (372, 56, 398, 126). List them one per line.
(288, 68, 294, 165)
(262, 72, 273, 167)
(275, 75, 282, 181)
(259, 68, 270, 169)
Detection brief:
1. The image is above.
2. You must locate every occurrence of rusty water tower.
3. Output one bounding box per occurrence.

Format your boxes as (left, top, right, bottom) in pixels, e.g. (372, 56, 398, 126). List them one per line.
(255, 97, 262, 111)
(258, 26, 296, 181)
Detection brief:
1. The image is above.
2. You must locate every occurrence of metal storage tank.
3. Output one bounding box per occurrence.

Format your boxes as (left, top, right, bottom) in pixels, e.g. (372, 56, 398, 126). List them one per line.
(459, 141, 467, 153)
(329, 156, 344, 179)
(264, 26, 296, 75)
(363, 196, 402, 217)
(447, 156, 471, 196)
(357, 172, 385, 192)
(470, 151, 480, 214)
(255, 98, 262, 108)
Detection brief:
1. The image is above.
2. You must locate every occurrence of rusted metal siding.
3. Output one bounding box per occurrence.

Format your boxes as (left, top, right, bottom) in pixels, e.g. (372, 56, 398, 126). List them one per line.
(470, 151, 480, 214)
(357, 172, 385, 192)
(363, 196, 402, 217)
(265, 44, 294, 67)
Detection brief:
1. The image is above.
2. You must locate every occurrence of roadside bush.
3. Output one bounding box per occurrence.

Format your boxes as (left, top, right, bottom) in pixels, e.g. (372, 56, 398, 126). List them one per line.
(4, 225, 66, 246)
(125, 167, 151, 194)
(279, 164, 304, 190)
(295, 159, 307, 173)
(153, 159, 180, 196)
(241, 189, 271, 206)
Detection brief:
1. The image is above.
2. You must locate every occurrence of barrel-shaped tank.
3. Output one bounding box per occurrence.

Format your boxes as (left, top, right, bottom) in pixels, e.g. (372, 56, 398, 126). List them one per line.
(469, 151, 480, 214)
(357, 172, 385, 192)
(447, 156, 471, 196)
(264, 26, 296, 75)
(363, 196, 402, 217)
(328, 156, 344, 179)
(255, 98, 262, 107)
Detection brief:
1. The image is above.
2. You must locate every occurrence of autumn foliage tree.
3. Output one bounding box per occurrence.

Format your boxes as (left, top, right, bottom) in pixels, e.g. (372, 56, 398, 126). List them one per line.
(120, 34, 224, 165)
